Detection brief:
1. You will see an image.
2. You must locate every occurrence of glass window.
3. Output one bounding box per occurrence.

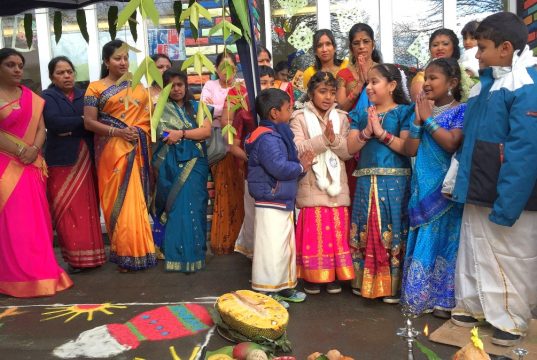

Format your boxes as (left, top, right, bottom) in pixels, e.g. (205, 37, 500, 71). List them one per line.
(455, 0, 504, 34)
(392, 0, 442, 67)
(263, 0, 317, 72)
(329, 0, 380, 62)
(48, 9, 90, 82)
(1, 13, 42, 93)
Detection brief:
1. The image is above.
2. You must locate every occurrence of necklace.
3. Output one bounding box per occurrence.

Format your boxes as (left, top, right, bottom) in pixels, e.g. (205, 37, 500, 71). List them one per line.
(0, 87, 21, 110)
(377, 105, 398, 126)
(432, 99, 455, 117)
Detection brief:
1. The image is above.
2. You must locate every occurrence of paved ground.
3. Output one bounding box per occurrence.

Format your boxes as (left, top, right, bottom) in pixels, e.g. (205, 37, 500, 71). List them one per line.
(0, 251, 511, 360)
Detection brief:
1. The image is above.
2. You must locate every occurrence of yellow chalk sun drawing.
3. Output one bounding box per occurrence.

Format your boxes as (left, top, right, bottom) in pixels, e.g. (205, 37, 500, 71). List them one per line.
(41, 303, 127, 323)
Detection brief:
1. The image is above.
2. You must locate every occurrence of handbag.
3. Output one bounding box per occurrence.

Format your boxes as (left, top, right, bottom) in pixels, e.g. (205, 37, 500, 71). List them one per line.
(206, 125, 227, 166)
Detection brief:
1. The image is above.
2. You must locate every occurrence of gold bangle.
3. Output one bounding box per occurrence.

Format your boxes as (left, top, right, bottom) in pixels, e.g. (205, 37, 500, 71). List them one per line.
(31, 144, 40, 151)
(16, 144, 25, 157)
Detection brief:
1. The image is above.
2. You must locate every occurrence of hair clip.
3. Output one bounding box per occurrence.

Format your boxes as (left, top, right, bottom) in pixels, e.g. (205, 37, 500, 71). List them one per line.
(323, 73, 329, 81)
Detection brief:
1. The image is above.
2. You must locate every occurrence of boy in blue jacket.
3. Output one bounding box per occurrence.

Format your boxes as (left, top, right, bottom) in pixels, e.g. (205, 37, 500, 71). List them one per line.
(245, 88, 314, 307)
(450, 12, 537, 346)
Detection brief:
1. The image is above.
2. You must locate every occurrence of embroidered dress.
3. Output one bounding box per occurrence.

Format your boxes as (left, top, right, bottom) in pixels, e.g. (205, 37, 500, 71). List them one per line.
(84, 81, 156, 270)
(0, 86, 73, 297)
(152, 101, 209, 272)
(349, 105, 413, 298)
(400, 104, 465, 315)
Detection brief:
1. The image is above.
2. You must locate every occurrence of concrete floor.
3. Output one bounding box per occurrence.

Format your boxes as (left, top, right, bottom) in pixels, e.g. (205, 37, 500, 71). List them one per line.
(0, 252, 511, 360)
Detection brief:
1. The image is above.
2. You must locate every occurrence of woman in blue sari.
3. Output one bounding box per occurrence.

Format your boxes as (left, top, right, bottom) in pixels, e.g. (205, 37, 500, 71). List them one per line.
(401, 58, 465, 317)
(152, 69, 211, 273)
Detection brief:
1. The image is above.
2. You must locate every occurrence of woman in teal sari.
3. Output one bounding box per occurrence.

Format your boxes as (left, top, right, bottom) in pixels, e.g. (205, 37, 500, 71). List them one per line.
(152, 69, 211, 273)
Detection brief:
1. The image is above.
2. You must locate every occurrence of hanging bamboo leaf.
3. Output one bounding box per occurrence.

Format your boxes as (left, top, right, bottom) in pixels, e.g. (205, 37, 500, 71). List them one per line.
(190, 4, 199, 34)
(222, 124, 237, 145)
(208, 21, 223, 37)
(196, 3, 213, 22)
(76, 10, 89, 43)
(229, 0, 251, 44)
(53, 11, 62, 44)
(181, 55, 196, 71)
(23, 13, 33, 49)
(151, 83, 172, 142)
(141, 0, 160, 26)
(108, 6, 118, 40)
(148, 59, 163, 88)
(128, 9, 138, 42)
(201, 101, 212, 123)
(200, 54, 216, 73)
(116, 72, 133, 86)
(117, 0, 141, 29)
(173, 1, 183, 36)
(132, 57, 148, 89)
(193, 53, 203, 77)
(196, 101, 205, 126)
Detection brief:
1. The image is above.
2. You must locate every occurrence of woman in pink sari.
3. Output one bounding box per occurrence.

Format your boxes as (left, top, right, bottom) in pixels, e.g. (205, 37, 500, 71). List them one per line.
(0, 48, 73, 297)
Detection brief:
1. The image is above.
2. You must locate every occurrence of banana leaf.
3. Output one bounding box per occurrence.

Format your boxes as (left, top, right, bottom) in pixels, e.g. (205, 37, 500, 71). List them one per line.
(76, 10, 89, 43)
(53, 11, 62, 44)
(108, 6, 118, 40)
(23, 13, 33, 49)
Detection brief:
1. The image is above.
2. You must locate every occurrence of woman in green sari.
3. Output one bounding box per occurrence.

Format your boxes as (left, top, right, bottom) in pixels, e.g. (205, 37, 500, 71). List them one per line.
(152, 69, 211, 273)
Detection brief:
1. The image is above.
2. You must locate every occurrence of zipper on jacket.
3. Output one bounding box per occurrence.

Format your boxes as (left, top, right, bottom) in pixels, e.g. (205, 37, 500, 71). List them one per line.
(499, 143, 504, 164)
(271, 181, 280, 195)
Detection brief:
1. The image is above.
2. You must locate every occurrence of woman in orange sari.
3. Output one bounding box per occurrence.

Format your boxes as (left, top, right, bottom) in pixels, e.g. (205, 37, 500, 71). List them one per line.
(84, 40, 156, 272)
(0, 48, 73, 297)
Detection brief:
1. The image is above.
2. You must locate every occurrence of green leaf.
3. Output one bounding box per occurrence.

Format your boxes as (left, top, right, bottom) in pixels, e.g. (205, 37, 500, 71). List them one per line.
(196, 100, 204, 126)
(193, 53, 203, 77)
(141, 0, 159, 26)
(117, 0, 141, 29)
(229, 0, 251, 44)
(190, 4, 199, 34)
(116, 72, 133, 86)
(181, 55, 195, 71)
(173, 1, 182, 36)
(148, 58, 163, 88)
(108, 6, 118, 40)
(132, 57, 147, 89)
(76, 10, 89, 43)
(223, 21, 242, 41)
(221, 61, 235, 81)
(24, 13, 33, 49)
(151, 83, 172, 142)
(53, 11, 62, 44)
(415, 341, 442, 360)
(196, 3, 213, 22)
(201, 101, 213, 123)
(208, 21, 223, 37)
(222, 124, 237, 145)
(200, 54, 216, 73)
(128, 9, 138, 42)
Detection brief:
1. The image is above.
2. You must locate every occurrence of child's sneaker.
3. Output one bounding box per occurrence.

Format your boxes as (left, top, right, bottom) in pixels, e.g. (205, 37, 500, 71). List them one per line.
(272, 288, 307, 303)
(491, 328, 521, 347)
(326, 281, 342, 294)
(303, 281, 321, 294)
(268, 294, 289, 309)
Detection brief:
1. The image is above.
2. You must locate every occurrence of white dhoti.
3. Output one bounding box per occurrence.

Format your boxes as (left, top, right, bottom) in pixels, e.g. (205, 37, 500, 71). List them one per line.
(251, 207, 297, 292)
(454, 204, 537, 335)
(234, 180, 255, 258)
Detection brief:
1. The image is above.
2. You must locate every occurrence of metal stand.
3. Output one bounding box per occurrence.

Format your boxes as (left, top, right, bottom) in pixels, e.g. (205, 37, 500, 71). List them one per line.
(512, 348, 528, 360)
(397, 310, 420, 360)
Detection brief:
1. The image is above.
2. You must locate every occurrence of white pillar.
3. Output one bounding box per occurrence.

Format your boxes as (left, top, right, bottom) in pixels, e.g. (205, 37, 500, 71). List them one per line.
(135, 10, 148, 66)
(263, 0, 272, 55)
(35, 8, 52, 90)
(508, 0, 517, 14)
(317, 0, 331, 30)
(443, 0, 457, 29)
(0, 19, 4, 49)
(85, 4, 101, 81)
(378, 0, 393, 63)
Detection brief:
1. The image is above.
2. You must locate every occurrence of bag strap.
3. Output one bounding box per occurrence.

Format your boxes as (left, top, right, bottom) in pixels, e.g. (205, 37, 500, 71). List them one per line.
(245, 126, 272, 144)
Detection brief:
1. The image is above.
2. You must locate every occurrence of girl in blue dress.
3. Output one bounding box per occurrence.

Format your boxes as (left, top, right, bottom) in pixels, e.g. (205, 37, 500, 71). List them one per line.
(347, 63, 413, 303)
(401, 58, 465, 317)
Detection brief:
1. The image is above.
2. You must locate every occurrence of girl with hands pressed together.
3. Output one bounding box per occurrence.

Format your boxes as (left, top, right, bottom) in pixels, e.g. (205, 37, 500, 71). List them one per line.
(400, 57, 466, 318)
(290, 71, 355, 295)
(347, 63, 414, 303)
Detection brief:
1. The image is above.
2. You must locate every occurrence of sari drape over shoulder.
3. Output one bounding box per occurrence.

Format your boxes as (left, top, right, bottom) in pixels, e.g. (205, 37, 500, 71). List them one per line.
(84, 81, 156, 270)
(401, 104, 466, 315)
(152, 101, 209, 272)
(0, 86, 73, 297)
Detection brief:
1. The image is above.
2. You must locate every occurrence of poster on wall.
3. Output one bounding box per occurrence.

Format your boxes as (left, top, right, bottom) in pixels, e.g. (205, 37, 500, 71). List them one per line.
(148, 28, 186, 61)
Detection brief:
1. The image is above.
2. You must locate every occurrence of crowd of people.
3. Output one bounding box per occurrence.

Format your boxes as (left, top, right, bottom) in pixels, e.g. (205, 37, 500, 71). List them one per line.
(0, 10, 536, 348)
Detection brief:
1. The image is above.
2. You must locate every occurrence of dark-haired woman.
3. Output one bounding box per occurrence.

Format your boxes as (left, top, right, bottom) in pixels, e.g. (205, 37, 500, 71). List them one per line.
(410, 29, 461, 101)
(201, 52, 245, 255)
(84, 40, 156, 272)
(401, 58, 465, 318)
(43, 56, 105, 273)
(302, 29, 349, 90)
(152, 70, 211, 272)
(0, 48, 73, 297)
(149, 53, 172, 105)
(257, 45, 272, 67)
